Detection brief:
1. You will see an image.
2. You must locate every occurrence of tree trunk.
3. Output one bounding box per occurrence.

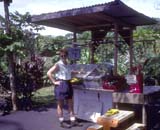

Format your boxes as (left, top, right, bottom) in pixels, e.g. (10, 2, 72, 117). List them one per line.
(8, 52, 17, 111)
(4, 0, 18, 111)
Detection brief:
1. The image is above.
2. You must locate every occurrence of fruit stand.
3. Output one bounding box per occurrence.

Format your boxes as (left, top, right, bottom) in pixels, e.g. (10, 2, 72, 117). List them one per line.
(30, 0, 158, 129)
(70, 63, 127, 122)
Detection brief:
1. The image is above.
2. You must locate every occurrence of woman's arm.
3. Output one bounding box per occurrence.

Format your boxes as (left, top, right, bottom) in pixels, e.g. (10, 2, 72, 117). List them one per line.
(47, 64, 60, 85)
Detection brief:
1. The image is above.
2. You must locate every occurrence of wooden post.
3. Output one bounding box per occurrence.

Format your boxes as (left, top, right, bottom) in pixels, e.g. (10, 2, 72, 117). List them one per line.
(73, 32, 77, 42)
(129, 29, 133, 73)
(113, 24, 118, 75)
(90, 31, 95, 64)
(71, 32, 77, 64)
(90, 43, 95, 64)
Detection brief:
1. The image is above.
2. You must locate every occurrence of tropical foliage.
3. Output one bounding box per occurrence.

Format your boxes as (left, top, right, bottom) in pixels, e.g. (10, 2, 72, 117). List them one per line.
(0, 11, 44, 110)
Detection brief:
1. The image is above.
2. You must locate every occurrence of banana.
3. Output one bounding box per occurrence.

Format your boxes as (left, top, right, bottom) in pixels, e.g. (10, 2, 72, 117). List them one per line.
(70, 77, 82, 84)
(105, 109, 119, 116)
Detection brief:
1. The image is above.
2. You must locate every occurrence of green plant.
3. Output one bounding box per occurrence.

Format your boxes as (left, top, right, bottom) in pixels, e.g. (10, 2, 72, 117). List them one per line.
(32, 86, 55, 107)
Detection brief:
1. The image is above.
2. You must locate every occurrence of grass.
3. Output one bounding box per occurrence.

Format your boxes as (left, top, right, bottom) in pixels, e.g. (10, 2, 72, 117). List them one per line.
(32, 86, 55, 107)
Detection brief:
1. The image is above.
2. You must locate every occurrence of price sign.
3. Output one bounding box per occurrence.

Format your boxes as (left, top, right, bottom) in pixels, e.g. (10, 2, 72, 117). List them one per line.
(125, 74, 137, 84)
(68, 47, 81, 60)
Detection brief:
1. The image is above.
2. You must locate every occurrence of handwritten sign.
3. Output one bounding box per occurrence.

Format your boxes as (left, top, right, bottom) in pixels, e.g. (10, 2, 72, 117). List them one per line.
(125, 74, 137, 84)
(68, 47, 81, 60)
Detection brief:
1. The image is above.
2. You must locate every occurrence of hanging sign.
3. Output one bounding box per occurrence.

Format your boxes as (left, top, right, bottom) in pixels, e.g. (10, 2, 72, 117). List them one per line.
(68, 46, 81, 60)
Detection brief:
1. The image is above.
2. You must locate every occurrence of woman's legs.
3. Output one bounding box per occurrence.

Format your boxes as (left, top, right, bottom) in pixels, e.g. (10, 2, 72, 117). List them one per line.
(67, 98, 74, 117)
(57, 99, 64, 121)
(57, 99, 71, 128)
(67, 98, 77, 125)
(67, 98, 83, 127)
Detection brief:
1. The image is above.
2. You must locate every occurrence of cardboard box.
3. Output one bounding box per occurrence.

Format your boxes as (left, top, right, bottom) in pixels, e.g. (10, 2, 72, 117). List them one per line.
(87, 124, 103, 130)
(97, 110, 134, 128)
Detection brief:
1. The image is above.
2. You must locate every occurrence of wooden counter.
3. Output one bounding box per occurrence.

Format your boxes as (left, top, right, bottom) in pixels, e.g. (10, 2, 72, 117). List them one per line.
(112, 86, 160, 125)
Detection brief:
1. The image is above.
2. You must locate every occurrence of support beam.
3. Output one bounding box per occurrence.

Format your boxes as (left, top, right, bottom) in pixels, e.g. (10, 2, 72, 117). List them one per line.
(73, 32, 77, 42)
(89, 41, 95, 64)
(129, 29, 133, 73)
(113, 24, 118, 75)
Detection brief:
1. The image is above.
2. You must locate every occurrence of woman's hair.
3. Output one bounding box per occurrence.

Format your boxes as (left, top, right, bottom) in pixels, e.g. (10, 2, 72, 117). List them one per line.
(59, 48, 68, 56)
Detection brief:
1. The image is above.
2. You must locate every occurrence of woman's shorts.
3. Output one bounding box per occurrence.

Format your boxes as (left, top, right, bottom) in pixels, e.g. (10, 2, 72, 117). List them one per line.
(54, 80, 73, 100)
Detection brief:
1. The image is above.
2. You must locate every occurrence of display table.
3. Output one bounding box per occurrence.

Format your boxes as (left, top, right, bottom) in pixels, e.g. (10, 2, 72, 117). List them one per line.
(112, 86, 160, 125)
(73, 86, 114, 122)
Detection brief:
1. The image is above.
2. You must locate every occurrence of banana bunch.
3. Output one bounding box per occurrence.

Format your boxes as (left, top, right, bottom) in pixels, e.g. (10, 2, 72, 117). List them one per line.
(105, 109, 119, 116)
(70, 77, 82, 84)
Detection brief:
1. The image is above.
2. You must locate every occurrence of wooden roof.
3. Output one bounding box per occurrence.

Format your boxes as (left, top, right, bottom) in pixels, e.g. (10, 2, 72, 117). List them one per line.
(30, 0, 157, 33)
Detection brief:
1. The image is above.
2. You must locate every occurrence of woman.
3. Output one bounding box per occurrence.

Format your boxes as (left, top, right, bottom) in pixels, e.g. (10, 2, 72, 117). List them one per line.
(47, 48, 80, 128)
